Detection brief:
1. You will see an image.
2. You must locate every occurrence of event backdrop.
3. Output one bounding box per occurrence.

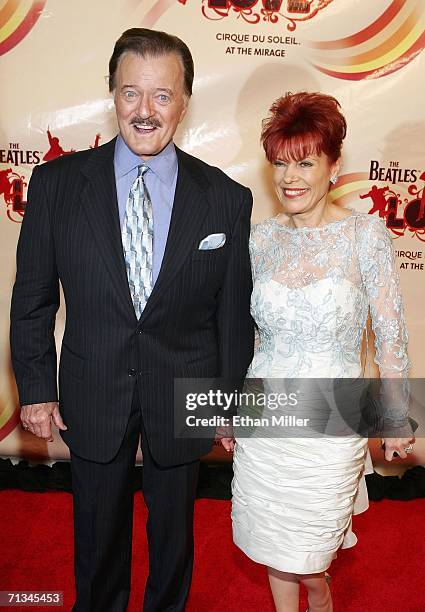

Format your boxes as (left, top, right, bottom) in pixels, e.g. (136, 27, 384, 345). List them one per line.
(0, 0, 424, 463)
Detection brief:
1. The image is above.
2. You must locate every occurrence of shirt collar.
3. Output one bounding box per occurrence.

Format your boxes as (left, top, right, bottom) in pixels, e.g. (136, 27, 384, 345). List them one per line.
(114, 135, 177, 186)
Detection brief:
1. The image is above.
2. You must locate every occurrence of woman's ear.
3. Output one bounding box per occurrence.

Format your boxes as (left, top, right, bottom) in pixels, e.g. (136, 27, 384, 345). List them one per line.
(331, 157, 341, 179)
(329, 157, 341, 184)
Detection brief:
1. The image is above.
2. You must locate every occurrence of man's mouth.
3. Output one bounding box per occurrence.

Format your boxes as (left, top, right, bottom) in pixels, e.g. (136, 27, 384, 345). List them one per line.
(132, 123, 158, 134)
(283, 188, 309, 199)
(130, 118, 161, 134)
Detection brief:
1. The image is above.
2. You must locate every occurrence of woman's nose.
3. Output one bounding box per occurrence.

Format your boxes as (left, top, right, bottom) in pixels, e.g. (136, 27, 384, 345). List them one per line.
(282, 165, 297, 183)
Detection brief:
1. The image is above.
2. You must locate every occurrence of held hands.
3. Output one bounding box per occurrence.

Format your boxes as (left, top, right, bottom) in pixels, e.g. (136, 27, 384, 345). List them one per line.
(382, 437, 415, 461)
(220, 437, 235, 452)
(215, 423, 235, 453)
(21, 402, 67, 442)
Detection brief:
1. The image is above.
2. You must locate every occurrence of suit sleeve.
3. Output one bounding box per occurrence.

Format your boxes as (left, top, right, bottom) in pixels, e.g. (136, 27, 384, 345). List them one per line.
(10, 165, 60, 406)
(216, 187, 254, 380)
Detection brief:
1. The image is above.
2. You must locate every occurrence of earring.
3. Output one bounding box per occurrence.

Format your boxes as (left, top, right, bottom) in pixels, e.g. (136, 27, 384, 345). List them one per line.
(330, 175, 338, 185)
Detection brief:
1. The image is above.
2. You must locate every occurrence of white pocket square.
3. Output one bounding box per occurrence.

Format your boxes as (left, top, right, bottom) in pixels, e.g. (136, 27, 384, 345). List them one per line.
(198, 233, 226, 250)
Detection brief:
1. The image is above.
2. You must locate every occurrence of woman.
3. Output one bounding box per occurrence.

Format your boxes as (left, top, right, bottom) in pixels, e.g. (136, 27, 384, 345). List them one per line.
(227, 92, 414, 612)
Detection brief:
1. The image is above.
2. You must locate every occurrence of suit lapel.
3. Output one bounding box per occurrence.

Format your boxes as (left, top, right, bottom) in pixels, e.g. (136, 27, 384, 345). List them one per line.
(81, 138, 137, 321)
(139, 147, 210, 324)
(80, 141, 210, 325)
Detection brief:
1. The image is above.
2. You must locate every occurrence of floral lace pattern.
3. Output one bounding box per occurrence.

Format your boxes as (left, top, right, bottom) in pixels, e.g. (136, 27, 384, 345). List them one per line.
(248, 212, 410, 417)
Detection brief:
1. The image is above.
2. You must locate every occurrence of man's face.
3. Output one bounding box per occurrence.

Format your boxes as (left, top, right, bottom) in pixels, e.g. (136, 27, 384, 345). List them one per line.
(114, 52, 189, 159)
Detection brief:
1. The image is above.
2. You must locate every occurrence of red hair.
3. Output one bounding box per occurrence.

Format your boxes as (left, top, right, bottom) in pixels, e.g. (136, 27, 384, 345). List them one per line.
(261, 92, 347, 164)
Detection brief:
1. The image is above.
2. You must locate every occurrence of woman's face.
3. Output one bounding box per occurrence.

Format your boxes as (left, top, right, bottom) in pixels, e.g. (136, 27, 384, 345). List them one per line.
(272, 151, 340, 216)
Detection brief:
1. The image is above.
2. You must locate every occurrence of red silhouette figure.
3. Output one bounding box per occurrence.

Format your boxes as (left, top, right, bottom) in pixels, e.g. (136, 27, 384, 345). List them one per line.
(0, 168, 13, 204)
(359, 185, 390, 218)
(43, 129, 75, 162)
(90, 133, 101, 149)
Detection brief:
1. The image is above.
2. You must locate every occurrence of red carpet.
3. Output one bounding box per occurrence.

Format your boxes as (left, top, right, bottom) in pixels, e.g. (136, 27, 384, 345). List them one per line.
(0, 491, 424, 611)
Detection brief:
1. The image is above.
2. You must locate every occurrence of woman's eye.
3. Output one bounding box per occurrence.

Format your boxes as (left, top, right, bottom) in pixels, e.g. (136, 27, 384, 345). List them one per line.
(274, 161, 286, 168)
(300, 161, 313, 167)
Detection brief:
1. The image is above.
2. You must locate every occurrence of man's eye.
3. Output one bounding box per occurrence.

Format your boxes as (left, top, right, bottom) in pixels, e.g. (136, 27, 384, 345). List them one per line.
(124, 91, 136, 99)
(158, 94, 170, 102)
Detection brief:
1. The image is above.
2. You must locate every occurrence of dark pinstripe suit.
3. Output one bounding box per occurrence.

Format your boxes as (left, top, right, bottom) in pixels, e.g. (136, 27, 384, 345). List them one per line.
(10, 138, 254, 611)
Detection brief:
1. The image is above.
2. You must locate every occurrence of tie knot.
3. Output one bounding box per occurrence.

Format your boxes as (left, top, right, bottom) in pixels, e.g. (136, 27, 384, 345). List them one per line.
(138, 164, 149, 178)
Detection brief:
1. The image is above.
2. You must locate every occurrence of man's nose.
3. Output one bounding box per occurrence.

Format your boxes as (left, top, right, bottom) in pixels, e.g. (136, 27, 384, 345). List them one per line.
(136, 94, 153, 118)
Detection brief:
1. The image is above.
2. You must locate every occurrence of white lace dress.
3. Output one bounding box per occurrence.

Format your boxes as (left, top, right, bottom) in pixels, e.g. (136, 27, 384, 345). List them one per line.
(231, 211, 409, 573)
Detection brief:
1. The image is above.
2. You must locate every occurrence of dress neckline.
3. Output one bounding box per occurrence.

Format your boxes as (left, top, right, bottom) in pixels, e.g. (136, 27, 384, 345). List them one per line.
(269, 209, 357, 233)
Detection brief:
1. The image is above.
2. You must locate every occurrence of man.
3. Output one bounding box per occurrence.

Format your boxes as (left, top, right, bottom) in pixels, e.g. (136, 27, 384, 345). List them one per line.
(10, 28, 254, 612)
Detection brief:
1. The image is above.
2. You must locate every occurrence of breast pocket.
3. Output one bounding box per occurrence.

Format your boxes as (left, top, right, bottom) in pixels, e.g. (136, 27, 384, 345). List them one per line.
(191, 244, 229, 262)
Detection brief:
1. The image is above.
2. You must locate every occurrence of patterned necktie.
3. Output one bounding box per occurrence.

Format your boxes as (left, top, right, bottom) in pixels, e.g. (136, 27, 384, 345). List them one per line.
(122, 164, 154, 319)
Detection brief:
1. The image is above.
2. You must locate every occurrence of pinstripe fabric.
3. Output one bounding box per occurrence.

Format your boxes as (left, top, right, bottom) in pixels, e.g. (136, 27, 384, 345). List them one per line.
(70, 389, 199, 611)
(10, 137, 255, 466)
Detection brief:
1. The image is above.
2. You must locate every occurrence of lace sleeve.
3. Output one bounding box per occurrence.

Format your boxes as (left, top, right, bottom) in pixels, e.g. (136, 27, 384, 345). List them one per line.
(249, 222, 266, 281)
(249, 224, 263, 348)
(357, 216, 409, 378)
(357, 215, 411, 433)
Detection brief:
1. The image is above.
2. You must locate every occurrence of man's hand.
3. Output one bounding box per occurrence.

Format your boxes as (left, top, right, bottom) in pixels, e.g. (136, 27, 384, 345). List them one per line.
(21, 402, 67, 442)
(382, 436, 415, 461)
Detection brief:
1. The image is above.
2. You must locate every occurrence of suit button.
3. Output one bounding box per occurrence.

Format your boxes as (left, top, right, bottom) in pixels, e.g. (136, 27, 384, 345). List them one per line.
(137, 330, 143, 335)
(128, 368, 137, 377)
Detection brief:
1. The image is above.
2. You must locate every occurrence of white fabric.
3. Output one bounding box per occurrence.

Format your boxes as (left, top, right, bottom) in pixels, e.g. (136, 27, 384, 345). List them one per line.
(232, 211, 409, 573)
(198, 232, 226, 250)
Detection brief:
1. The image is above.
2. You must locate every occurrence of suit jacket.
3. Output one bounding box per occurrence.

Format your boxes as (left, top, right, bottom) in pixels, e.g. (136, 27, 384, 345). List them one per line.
(10, 138, 254, 465)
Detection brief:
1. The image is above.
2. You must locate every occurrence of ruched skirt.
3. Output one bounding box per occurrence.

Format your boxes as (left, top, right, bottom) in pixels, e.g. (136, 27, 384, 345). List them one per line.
(232, 435, 368, 573)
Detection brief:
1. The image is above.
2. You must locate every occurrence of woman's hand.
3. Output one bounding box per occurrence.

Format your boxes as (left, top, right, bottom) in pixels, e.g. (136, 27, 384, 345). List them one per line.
(215, 423, 235, 452)
(220, 437, 235, 452)
(382, 437, 415, 461)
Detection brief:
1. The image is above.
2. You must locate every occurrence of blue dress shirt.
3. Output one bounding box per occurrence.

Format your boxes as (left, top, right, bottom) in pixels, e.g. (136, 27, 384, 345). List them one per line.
(114, 135, 178, 285)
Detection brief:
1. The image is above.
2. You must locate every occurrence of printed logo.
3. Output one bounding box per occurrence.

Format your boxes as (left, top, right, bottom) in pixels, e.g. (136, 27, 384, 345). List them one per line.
(0, 0, 47, 56)
(310, 0, 425, 80)
(0, 167, 28, 222)
(331, 162, 425, 241)
(177, 0, 334, 30)
(1, 130, 101, 222)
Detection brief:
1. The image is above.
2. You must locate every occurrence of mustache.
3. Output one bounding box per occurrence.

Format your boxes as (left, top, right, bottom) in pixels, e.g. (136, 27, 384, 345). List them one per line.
(130, 116, 162, 128)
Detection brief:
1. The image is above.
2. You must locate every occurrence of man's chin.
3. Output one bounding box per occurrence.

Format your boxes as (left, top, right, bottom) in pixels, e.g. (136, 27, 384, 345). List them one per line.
(124, 135, 171, 159)
(126, 140, 161, 159)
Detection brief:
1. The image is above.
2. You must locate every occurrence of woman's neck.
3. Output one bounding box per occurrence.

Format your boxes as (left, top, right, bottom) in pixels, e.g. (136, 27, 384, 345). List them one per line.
(284, 202, 351, 229)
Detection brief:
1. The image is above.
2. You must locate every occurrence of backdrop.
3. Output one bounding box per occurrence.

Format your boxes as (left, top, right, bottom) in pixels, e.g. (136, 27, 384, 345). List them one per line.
(0, 0, 424, 464)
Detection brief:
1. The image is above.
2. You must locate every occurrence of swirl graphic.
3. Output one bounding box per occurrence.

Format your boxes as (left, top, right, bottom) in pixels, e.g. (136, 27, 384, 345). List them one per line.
(330, 172, 371, 207)
(310, 0, 425, 80)
(0, 398, 20, 442)
(141, 0, 177, 28)
(0, 0, 46, 57)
